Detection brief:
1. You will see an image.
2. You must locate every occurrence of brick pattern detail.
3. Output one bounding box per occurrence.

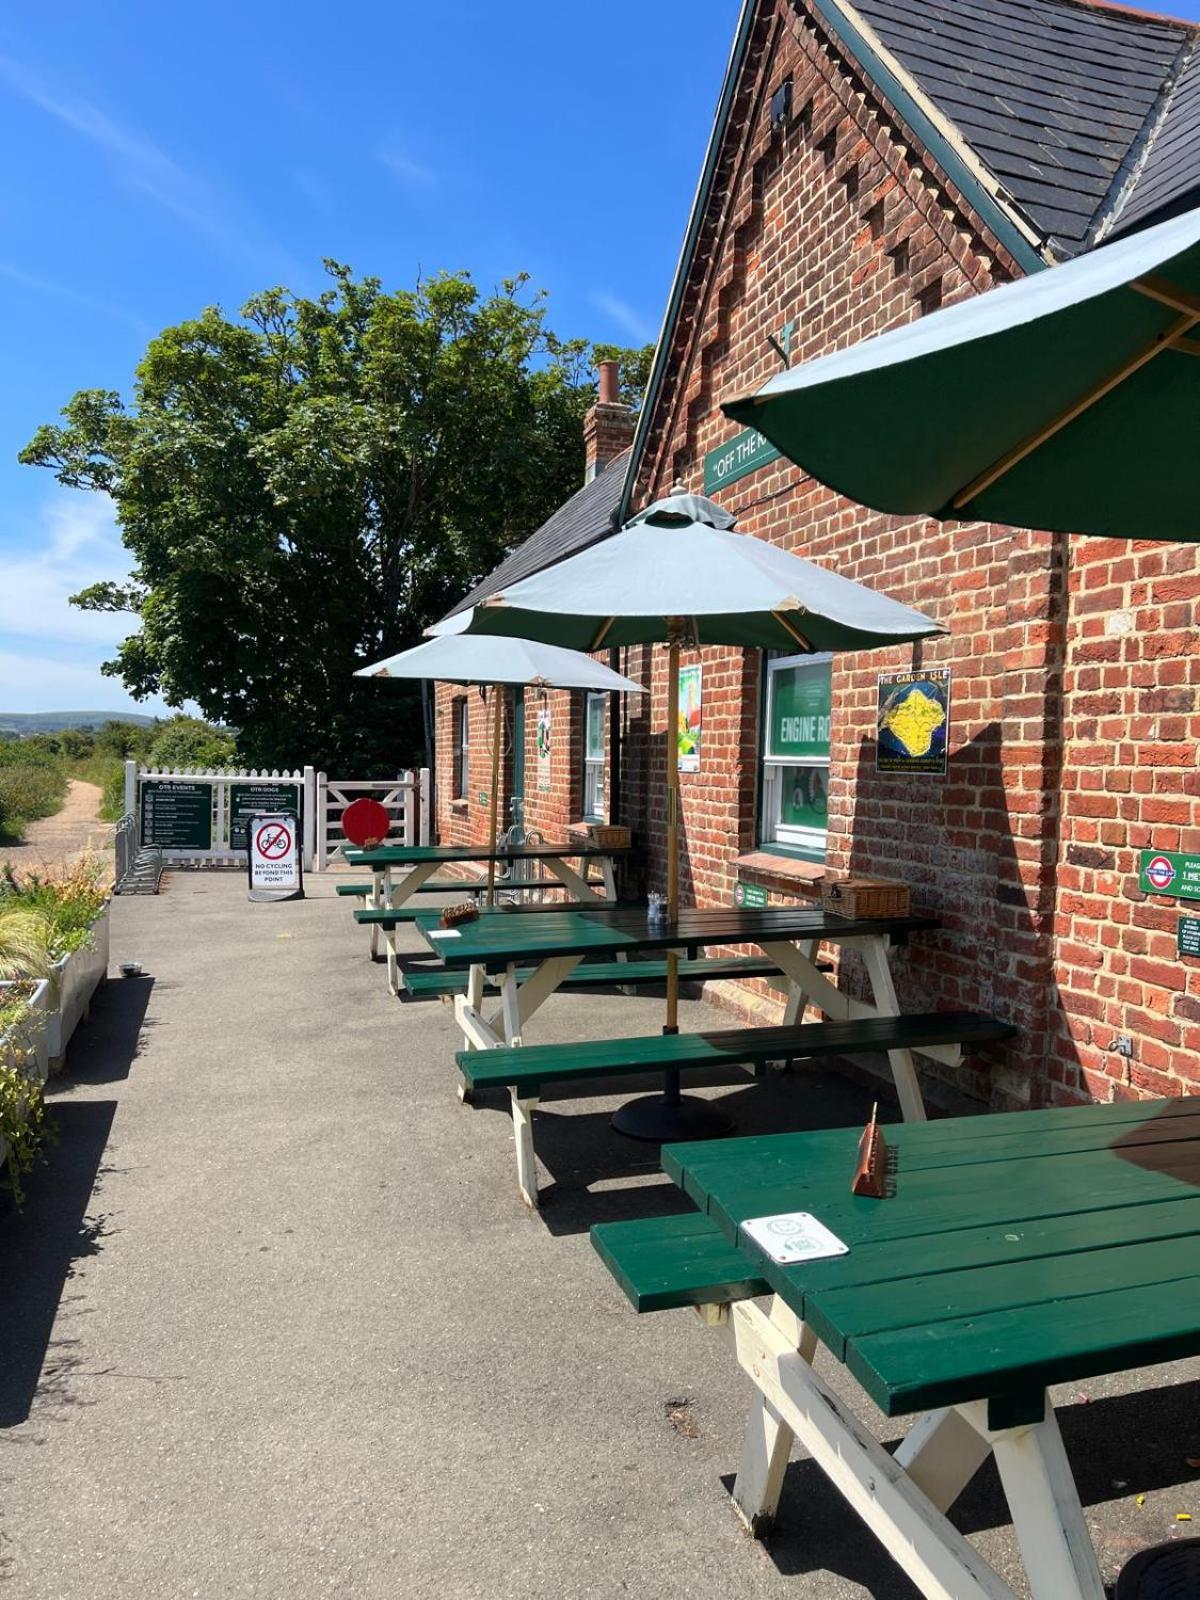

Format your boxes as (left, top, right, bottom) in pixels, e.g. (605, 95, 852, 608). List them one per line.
(583, 401, 636, 481)
(623, 0, 1200, 1110)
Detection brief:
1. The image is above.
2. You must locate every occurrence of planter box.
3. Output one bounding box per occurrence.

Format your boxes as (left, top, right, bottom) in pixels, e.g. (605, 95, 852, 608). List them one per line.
(0, 978, 52, 1084)
(45, 901, 111, 1075)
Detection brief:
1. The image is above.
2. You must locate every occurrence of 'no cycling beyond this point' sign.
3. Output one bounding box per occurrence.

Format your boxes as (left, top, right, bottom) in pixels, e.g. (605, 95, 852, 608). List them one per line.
(247, 813, 304, 903)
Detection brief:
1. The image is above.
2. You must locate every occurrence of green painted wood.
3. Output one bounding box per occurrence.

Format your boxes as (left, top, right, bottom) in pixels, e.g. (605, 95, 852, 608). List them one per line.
(335, 883, 373, 896)
(340, 878, 471, 898)
(360, 901, 641, 931)
(402, 954, 792, 999)
(345, 841, 636, 866)
(456, 1012, 1014, 1098)
(416, 902, 941, 971)
(590, 1214, 769, 1312)
(665, 1099, 1200, 1418)
(354, 907, 436, 925)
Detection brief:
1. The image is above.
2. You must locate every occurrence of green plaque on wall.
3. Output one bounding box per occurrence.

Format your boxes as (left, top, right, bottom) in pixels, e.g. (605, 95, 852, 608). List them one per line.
(703, 428, 781, 494)
(734, 881, 769, 909)
(1139, 849, 1200, 901)
(1179, 915, 1200, 958)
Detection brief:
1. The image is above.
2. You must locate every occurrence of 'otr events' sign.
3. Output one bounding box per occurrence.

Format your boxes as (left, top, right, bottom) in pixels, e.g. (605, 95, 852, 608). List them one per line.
(703, 427, 781, 495)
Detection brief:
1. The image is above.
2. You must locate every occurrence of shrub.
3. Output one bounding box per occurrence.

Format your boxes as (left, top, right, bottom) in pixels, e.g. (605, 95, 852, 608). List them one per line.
(0, 857, 110, 962)
(0, 910, 53, 980)
(0, 763, 68, 842)
(146, 715, 236, 771)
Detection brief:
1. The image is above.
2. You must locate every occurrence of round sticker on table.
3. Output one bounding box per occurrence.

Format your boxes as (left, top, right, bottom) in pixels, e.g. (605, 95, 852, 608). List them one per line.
(341, 797, 391, 848)
(1147, 855, 1176, 891)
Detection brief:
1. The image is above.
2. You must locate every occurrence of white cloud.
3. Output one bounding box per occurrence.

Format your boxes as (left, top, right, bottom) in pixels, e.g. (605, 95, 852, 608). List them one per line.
(590, 290, 656, 344)
(0, 261, 152, 334)
(0, 53, 296, 279)
(0, 491, 136, 649)
(378, 147, 437, 187)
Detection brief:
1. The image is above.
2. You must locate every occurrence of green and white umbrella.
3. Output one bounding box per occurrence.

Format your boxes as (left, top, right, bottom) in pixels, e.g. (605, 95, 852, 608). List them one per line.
(723, 203, 1200, 541)
(357, 635, 642, 903)
(432, 489, 944, 1136)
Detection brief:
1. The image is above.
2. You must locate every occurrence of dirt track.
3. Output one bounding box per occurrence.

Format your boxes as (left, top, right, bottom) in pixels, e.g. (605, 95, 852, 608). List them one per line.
(0, 779, 111, 875)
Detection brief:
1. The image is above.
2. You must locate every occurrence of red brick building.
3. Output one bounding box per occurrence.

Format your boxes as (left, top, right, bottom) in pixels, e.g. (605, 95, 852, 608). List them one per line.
(436, 0, 1200, 1112)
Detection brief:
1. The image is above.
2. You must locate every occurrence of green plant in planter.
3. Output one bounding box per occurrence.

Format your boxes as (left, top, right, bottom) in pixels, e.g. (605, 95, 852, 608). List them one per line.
(0, 909, 52, 981)
(0, 1010, 49, 1206)
(0, 857, 109, 963)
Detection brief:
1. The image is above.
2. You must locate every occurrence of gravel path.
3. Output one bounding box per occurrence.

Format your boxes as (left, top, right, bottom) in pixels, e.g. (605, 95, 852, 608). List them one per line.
(0, 778, 111, 874)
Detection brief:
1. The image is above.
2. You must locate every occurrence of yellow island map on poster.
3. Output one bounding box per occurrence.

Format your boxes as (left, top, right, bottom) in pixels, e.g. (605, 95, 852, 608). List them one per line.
(876, 669, 951, 774)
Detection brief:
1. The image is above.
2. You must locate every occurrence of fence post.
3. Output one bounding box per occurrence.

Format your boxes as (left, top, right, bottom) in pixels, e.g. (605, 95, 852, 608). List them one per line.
(402, 771, 416, 846)
(419, 766, 431, 845)
(302, 766, 316, 870)
(124, 759, 138, 820)
(315, 772, 328, 871)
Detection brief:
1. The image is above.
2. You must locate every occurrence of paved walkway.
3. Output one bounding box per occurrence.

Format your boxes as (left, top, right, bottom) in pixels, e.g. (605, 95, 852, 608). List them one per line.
(0, 874, 1195, 1598)
(0, 779, 111, 874)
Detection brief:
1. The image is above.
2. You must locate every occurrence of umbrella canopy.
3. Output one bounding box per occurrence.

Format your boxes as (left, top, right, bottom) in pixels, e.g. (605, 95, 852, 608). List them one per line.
(356, 633, 642, 694)
(430, 489, 945, 1138)
(431, 492, 944, 652)
(722, 202, 1200, 541)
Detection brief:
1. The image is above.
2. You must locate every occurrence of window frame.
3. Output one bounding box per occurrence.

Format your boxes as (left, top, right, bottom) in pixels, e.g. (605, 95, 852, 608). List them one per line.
(452, 696, 470, 800)
(758, 651, 832, 861)
(581, 691, 606, 821)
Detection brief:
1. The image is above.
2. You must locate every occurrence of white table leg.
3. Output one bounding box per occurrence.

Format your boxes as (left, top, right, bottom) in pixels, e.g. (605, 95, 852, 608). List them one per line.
(385, 925, 400, 995)
(894, 1407, 992, 1513)
(541, 855, 603, 904)
(730, 1297, 816, 1532)
(723, 1300, 1019, 1598)
(511, 1090, 540, 1208)
(859, 938, 927, 1123)
(987, 1404, 1106, 1600)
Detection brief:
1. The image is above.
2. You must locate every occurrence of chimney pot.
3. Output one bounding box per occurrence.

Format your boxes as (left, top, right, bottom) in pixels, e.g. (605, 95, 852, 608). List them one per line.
(598, 359, 620, 405)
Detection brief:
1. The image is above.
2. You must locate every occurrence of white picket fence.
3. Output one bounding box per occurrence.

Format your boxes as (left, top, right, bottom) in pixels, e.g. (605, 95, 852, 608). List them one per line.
(315, 769, 430, 869)
(126, 763, 316, 867)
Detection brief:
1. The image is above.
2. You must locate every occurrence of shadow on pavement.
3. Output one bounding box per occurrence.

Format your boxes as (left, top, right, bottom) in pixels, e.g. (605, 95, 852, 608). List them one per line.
(57, 974, 154, 1086)
(462, 1061, 887, 1235)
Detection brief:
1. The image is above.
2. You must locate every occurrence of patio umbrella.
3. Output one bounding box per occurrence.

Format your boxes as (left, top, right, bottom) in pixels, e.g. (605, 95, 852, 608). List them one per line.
(431, 488, 945, 1136)
(356, 635, 643, 904)
(722, 202, 1200, 541)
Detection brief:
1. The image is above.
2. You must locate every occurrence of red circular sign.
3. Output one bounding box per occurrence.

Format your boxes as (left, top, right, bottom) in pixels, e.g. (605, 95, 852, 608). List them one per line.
(256, 820, 293, 860)
(341, 797, 391, 848)
(1147, 854, 1176, 891)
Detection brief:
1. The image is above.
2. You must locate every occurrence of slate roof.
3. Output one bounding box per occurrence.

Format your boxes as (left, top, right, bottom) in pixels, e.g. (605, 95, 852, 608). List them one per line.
(441, 448, 629, 619)
(848, 0, 1200, 257)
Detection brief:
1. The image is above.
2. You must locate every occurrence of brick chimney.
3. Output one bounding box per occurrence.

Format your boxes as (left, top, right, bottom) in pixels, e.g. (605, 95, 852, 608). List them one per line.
(583, 359, 636, 483)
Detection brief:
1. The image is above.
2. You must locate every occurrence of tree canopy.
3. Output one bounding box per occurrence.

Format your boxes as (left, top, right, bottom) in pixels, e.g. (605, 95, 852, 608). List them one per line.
(22, 265, 651, 771)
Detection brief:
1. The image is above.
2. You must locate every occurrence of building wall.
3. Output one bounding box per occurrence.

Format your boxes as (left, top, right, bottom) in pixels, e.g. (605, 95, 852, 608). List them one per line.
(623, 0, 1138, 1109)
(433, 680, 602, 854)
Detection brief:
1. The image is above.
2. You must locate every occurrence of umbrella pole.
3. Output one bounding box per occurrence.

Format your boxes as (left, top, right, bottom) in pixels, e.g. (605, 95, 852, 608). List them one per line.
(665, 637, 680, 1038)
(485, 684, 503, 907)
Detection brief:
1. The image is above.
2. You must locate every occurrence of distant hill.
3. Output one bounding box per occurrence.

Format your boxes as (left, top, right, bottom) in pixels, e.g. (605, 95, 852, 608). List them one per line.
(0, 710, 158, 736)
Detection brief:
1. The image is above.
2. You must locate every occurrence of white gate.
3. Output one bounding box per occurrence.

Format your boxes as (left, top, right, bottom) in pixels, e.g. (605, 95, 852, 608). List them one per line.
(315, 768, 430, 870)
(126, 763, 316, 868)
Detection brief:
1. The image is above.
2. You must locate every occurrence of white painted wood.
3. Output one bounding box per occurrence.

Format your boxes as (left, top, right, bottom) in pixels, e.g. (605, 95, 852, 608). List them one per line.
(511, 1091, 540, 1207)
(514, 955, 584, 1028)
(726, 1301, 1018, 1600)
(389, 858, 439, 909)
(384, 926, 401, 996)
(540, 855, 601, 903)
(989, 1408, 1105, 1600)
(452, 996, 504, 1052)
(895, 1408, 992, 1514)
(499, 964, 524, 1048)
(860, 939, 927, 1124)
(600, 857, 618, 900)
(729, 1298, 814, 1532)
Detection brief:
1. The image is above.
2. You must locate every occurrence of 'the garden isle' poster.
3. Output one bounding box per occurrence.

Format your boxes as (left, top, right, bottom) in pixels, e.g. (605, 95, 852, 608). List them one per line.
(876, 668, 950, 775)
(678, 664, 701, 772)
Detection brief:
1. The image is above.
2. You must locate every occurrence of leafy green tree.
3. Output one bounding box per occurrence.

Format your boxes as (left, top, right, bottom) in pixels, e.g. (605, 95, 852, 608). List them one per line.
(23, 265, 647, 772)
(146, 715, 236, 771)
(94, 720, 155, 761)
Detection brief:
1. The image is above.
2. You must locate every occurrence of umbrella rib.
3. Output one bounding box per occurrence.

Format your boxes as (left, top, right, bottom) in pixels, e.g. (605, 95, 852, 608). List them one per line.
(951, 298, 1200, 511)
(591, 617, 616, 650)
(773, 610, 814, 651)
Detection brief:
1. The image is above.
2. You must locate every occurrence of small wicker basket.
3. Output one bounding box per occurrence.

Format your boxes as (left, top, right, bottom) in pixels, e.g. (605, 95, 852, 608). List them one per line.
(821, 874, 910, 920)
(587, 824, 631, 849)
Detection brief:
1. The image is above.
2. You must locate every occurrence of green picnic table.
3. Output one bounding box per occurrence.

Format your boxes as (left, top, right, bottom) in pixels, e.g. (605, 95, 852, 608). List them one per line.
(343, 839, 635, 977)
(416, 901, 1017, 1205)
(593, 1096, 1200, 1600)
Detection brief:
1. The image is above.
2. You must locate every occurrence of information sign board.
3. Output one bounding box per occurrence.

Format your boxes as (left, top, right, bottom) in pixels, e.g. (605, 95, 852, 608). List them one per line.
(229, 782, 300, 850)
(1139, 849, 1200, 901)
(247, 813, 304, 902)
(1179, 915, 1200, 958)
(140, 780, 213, 849)
(733, 881, 769, 909)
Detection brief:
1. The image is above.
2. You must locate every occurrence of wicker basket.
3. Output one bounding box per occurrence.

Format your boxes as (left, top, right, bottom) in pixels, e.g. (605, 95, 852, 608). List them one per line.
(820, 874, 910, 920)
(587, 824, 631, 849)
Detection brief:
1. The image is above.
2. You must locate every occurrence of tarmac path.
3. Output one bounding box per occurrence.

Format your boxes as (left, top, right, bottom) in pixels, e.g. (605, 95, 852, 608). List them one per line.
(0, 778, 111, 875)
(0, 874, 1195, 1597)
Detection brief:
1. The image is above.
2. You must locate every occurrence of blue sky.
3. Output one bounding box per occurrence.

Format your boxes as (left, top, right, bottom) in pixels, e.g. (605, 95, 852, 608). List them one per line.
(0, 0, 734, 715)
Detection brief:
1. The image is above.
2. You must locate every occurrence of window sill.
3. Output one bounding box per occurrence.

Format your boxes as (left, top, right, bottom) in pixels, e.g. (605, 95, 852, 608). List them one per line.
(735, 850, 826, 888)
(449, 799, 469, 813)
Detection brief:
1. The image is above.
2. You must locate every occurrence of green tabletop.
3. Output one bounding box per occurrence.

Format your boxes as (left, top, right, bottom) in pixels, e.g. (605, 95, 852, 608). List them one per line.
(344, 841, 636, 867)
(665, 1097, 1200, 1422)
(415, 903, 939, 973)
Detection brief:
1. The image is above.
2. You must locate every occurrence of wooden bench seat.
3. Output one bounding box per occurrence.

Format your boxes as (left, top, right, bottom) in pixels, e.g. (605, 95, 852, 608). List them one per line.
(461, 1011, 1015, 1207)
(338, 879, 476, 898)
(591, 1213, 768, 1312)
(356, 899, 633, 929)
(457, 1011, 1016, 1100)
(403, 954, 796, 1000)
